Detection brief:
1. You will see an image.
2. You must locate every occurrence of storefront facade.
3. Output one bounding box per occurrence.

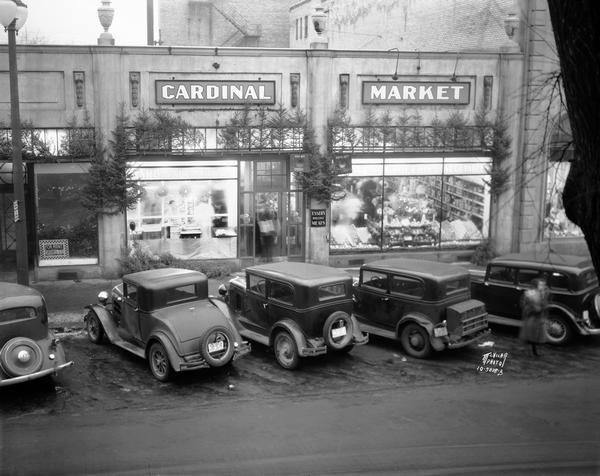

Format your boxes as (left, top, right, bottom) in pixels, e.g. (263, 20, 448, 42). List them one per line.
(0, 44, 523, 279)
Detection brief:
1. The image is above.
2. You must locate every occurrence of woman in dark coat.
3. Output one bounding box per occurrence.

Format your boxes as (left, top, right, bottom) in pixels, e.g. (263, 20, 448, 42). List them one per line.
(519, 279, 549, 356)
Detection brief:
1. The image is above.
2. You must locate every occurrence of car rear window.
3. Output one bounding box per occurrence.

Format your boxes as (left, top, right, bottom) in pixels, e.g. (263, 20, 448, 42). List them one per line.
(444, 277, 468, 295)
(269, 281, 294, 305)
(0, 307, 37, 324)
(318, 283, 346, 301)
(165, 284, 197, 305)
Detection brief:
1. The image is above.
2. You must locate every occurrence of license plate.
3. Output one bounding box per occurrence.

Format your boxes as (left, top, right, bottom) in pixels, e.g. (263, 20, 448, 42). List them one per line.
(332, 326, 347, 338)
(208, 341, 225, 353)
(434, 327, 448, 337)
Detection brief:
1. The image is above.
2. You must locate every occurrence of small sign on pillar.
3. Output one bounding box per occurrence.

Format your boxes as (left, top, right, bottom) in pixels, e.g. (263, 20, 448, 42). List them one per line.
(13, 200, 20, 222)
(310, 209, 326, 227)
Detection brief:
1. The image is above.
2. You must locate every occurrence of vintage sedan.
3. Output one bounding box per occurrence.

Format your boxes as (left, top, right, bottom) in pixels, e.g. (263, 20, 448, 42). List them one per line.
(84, 268, 250, 381)
(1, 282, 73, 387)
(471, 252, 600, 345)
(218, 262, 368, 370)
(353, 259, 490, 358)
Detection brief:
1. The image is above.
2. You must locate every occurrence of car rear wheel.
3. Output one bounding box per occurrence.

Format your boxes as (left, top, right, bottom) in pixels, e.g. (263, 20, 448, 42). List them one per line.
(273, 331, 300, 370)
(545, 313, 573, 345)
(201, 326, 235, 367)
(323, 311, 354, 350)
(148, 341, 173, 382)
(400, 323, 433, 359)
(85, 311, 104, 344)
(0, 337, 44, 377)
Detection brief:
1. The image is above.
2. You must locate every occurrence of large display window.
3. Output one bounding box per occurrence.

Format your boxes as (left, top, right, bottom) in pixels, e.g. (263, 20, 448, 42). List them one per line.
(36, 164, 99, 266)
(544, 161, 583, 238)
(331, 156, 491, 252)
(129, 161, 238, 259)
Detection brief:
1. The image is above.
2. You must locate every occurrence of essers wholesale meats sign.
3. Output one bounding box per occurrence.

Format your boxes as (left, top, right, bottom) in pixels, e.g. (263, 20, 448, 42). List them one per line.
(362, 81, 470, 105)
(156, 80, 276, 105)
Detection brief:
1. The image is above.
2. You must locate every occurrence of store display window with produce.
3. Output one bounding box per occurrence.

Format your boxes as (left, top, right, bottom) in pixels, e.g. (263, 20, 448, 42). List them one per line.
(330, 156, 491, 253)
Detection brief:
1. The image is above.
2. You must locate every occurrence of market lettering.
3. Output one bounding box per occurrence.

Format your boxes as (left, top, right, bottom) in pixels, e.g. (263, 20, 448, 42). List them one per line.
(363, 81, 470, 104)
(156, 80, 276, 104)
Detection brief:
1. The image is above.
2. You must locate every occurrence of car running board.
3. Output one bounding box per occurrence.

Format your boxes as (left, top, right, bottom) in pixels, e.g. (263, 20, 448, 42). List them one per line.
(238, 328, 270, 346)
(356, 322, 397, 340)
(111, 338, 146, 358)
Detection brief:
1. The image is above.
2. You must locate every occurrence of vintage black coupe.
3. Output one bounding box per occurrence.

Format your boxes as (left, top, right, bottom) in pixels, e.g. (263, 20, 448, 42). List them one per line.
(353, 258, 490, 358)
(471, 252, 600, 345)
(1, 282, 72, 387)
(84, 268, 250, 381)
(218, 262, 368, 370)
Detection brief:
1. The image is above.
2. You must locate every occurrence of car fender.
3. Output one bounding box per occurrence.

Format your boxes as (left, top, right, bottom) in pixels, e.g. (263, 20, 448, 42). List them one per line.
(209, 296, 245, 343)
(546, 303, 578, 327)
(396, 313, 445, 351)
(146, 331, 183, 371)
(269, 319, 308, 350)
(84, 304, 119, 343)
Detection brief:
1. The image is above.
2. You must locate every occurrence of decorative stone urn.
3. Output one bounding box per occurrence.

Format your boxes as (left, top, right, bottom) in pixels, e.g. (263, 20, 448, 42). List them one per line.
(97, 0, 115, 45)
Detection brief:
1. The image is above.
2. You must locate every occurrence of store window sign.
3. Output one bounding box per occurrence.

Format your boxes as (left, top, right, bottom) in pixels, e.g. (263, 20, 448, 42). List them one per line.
(156, 80, 276, 105)
(311, 209, 326, 227)
(362, 81, 470, 105)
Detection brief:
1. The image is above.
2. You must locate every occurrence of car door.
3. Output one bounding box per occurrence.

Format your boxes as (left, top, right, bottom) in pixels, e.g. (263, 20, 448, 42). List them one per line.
(121, 282, 142, 342)
(484, 265, 519, 319)
(244, 272, 270, 332)
(267, 280, 296, 327)
(355, 269, 390, 326)
(388, 274, 425, 327)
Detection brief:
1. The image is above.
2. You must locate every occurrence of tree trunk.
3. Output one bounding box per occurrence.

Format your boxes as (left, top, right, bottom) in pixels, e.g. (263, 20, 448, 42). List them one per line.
(547, 0, 600, 274)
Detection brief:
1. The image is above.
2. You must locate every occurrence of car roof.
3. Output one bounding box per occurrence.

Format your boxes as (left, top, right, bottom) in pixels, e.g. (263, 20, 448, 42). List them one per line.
(124, 268, 208, 290)
(362, 258, 469, 280)
(0, 282, 44, 310)
(490, 252, 594, 271)
(246, 262, 351, 285)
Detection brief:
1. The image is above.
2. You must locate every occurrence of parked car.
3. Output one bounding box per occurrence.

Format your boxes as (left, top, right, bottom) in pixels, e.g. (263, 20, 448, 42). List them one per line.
(218, 262, 368, 370)
(471, 252, 600, 345)
(83, 268, 250, 381)
(352, 258, 490, 358)
(0, 282, 73, 387)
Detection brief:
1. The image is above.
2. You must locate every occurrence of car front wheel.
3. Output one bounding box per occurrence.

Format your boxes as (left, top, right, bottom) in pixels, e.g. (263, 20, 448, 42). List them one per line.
(148, 341, 173, 382)
(85, 311, 104, 344)
(545, 313, 573, 345)
(400, 323, 433, 359)
(273, 331, 300, 370)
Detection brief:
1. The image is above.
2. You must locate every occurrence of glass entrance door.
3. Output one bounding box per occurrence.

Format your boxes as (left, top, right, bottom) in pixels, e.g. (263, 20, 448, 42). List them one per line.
(238, 158, 304, 262)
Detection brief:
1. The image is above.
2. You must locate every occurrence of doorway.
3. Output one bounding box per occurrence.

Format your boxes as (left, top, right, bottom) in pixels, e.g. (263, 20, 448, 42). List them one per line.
(238, 158, 303, 262)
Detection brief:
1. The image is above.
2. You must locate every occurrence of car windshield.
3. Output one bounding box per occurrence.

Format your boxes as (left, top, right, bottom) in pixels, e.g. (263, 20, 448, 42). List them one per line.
(0, 307, 37, 324)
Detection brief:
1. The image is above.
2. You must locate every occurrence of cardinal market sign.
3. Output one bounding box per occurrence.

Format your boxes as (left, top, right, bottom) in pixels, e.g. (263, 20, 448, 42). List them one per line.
(155, 80, 276, 105)
(362, 81, 470, 105)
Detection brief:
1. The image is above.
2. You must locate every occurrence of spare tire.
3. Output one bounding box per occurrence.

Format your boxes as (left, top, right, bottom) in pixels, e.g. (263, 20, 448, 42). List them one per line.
(0, 337, 44, 377)
(323, 311, 354, 350)
(201, 326, 235, 367)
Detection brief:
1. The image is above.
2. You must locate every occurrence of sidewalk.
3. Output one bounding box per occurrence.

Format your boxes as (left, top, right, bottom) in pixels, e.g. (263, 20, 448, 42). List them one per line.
(29, 277, 229, 330)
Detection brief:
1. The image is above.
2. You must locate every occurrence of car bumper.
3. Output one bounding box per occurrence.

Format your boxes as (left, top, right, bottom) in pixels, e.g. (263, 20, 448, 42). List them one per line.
(352, 331, 369, 346)
(0, 361, 73, 387)
(446, 328, 492, 349)
(233, 341, 251, 360)
(577, 324, 600, 336)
